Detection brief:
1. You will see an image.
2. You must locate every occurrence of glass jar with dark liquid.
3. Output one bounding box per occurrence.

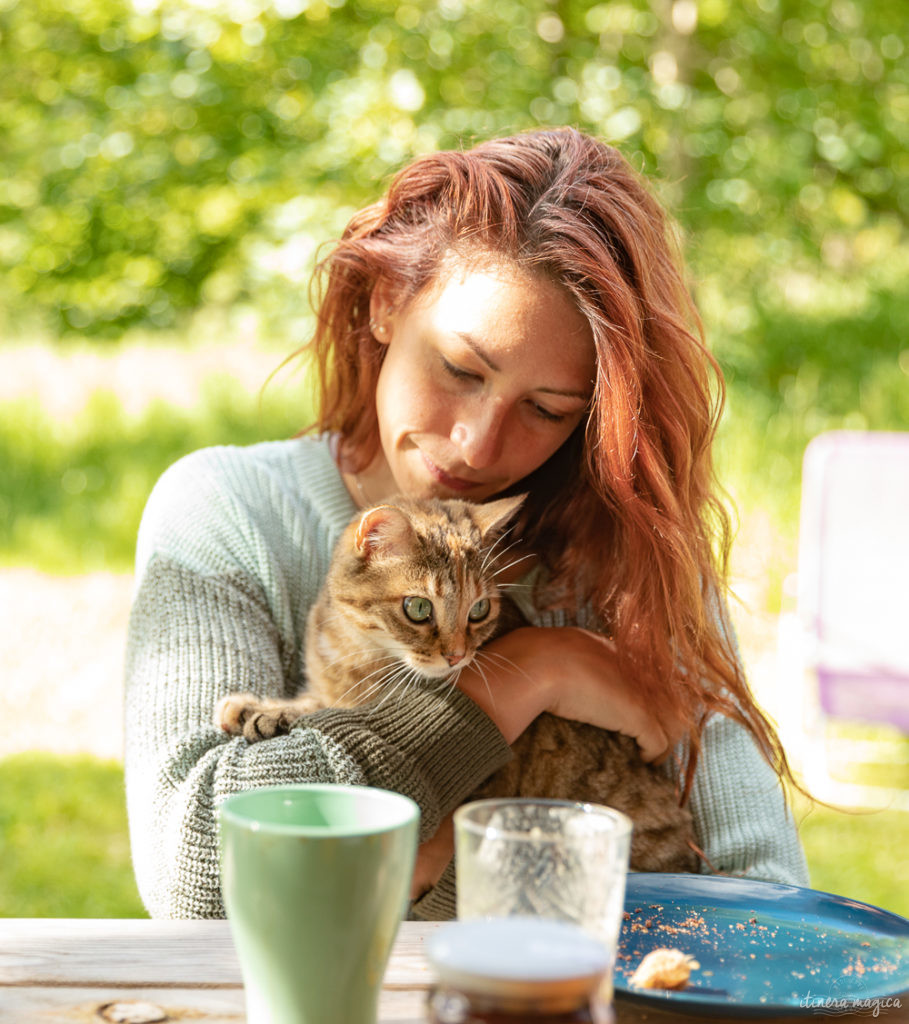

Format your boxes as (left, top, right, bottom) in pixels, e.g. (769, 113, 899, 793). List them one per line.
(426, 918, 614, 1024)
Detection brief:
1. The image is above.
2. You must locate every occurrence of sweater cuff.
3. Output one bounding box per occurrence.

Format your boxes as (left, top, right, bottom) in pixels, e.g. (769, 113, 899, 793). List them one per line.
(306, 688, 513, 824)
(409, 860, 457, 921)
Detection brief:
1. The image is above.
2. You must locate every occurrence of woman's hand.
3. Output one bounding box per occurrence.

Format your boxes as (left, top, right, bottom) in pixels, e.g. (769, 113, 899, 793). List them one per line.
(457, 626, 682, 762)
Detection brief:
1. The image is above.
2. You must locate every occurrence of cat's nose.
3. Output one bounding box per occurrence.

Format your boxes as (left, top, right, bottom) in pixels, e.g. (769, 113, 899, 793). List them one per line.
(445, 653, 465, 667)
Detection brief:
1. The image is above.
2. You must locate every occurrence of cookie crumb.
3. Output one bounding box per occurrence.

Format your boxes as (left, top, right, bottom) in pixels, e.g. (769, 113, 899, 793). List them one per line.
(629, 948, 700, 991)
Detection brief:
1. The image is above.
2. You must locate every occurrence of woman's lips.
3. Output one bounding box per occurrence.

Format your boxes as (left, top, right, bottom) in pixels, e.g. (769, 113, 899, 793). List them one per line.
(420, 452, 479, 492)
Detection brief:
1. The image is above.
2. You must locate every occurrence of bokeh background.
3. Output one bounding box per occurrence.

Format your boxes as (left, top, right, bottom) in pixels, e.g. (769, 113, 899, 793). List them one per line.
(1, 0, 907, 917)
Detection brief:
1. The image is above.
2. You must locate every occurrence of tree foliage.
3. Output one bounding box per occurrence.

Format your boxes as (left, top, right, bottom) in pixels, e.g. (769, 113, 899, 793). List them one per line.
(0, 0, 906, 341)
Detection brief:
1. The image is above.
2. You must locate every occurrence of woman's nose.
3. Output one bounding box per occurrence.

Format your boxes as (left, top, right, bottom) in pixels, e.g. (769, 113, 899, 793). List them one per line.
(450, 406, 506, 468)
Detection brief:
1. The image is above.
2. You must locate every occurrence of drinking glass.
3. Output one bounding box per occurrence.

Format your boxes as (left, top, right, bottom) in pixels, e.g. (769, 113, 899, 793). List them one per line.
(453, 799, 631, 1008)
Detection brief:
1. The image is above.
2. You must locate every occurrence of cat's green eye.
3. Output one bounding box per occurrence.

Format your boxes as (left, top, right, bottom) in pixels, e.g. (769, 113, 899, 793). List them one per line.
(468, 598, 491, 622)
(403, 596, 433, 623)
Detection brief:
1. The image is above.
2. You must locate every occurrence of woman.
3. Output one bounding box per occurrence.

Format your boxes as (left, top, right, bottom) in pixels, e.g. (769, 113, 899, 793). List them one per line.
(124, 127, 808, 918)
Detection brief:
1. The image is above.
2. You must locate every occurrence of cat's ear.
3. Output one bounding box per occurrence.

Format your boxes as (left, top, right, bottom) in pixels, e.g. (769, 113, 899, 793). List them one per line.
(473, 493, 527, 543)
(354, 504, 414, 560)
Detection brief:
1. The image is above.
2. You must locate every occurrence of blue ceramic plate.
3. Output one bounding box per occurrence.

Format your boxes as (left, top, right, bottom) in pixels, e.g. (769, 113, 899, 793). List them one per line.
(614, 874, 909, 1018)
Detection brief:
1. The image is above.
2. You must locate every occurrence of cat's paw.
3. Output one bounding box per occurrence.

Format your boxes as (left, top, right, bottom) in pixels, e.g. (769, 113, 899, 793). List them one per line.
(214, 693, 259, 736)
(239, 707, 298, 742)
(215, 694, 296, 742)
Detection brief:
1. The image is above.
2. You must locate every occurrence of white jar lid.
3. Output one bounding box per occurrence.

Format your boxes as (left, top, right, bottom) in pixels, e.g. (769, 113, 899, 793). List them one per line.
(428, 917, 609, 1011)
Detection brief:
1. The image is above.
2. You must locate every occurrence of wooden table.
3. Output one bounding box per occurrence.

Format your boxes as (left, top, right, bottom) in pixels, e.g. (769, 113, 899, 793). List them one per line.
(0, 918, 905, 1023)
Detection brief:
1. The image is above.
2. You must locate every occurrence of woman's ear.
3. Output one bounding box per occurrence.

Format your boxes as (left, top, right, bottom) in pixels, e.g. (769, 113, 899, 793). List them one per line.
(369, 278, 398, 345)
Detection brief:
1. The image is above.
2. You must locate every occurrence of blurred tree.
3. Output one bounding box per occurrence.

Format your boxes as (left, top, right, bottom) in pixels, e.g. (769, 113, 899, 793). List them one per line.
(0, 0, 906, 347)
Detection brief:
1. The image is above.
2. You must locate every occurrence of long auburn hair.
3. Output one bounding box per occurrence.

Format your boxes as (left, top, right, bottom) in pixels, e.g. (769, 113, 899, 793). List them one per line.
(301, 127, 793, 796)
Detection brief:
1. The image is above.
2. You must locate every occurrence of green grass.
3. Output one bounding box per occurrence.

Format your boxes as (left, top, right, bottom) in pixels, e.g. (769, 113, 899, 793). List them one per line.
(0, 372, 311, 574)
(821, 722, 909, 791)
(711, 283, 909, 614)
(794, 791, 909, 919)
(1, 754, 906, 919)
(0, 753, 146, 917)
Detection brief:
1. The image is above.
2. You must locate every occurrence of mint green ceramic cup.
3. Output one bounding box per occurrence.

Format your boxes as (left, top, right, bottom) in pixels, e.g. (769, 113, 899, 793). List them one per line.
(219, 784, 420, 1024)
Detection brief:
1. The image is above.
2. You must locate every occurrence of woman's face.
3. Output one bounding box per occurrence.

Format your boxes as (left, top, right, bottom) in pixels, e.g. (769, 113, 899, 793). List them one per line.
(365, 260, 596, 503)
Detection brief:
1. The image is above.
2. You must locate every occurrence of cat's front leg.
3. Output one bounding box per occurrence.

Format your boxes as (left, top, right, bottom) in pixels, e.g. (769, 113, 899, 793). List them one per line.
(214, 693, 324, 743)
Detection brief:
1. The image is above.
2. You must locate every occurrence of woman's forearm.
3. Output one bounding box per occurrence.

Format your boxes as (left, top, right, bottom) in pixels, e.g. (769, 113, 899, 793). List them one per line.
(455, 627, 552, 743)
(458, 625, 676, 760)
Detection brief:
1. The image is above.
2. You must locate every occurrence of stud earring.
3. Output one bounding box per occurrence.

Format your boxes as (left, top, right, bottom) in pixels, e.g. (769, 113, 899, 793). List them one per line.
(370, 320, 385, 338)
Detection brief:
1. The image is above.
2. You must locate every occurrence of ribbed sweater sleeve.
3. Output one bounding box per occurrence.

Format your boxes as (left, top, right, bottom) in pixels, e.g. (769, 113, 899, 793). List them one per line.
(124, 439, 512, 918)
(686, 714, 808, 885)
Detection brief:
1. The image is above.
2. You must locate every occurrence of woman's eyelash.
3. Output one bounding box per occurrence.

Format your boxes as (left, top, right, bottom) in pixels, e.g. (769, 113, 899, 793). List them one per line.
(441, 358, 478, 382)
(532, 404, 567, 423)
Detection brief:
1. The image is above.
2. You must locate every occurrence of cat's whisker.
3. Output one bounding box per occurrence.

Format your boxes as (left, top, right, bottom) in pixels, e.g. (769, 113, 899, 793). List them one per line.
(431, 672, 458, 703)
(360, 660, 412, 691)
(467, 656, 498, 712)
(357, 676, 400, 710)
(391, 664, 448, 709)
(480, 525, 519, 574)
(373, 661, 421, 696)
(428, 667, 460, 696)
(481, 531, 524, 576)
(318, 657, 399, 682)
(474, 648, 537, 688)
(317, 655, 401, 695)
(431, 673, 458, 695)
(331, 677, 387, 706)
(318, 641, 413, 671)
(399, 667, 427, 704)
(490, 552, 536, 578)
(343, 671, 404, 710)
(329, 658, 409, 706)
(368, 665, 419, 714)
(311, 645, 401, 670)
(475, 648, 525, 671)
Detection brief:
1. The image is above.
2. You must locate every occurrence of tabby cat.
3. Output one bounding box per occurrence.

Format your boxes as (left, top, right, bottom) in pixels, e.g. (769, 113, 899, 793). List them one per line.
(215, 494, 698, 874)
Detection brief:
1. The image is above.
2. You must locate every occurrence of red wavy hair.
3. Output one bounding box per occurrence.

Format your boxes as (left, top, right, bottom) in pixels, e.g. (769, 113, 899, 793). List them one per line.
(301, 127, 792, 795)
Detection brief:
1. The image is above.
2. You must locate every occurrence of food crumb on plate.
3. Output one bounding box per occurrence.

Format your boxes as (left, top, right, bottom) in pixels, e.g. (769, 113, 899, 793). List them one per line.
(629, 948, 700, 991)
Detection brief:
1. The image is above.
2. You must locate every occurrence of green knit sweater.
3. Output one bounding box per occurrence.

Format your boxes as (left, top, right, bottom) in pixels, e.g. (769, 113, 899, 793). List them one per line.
(124, 436, 808, 918)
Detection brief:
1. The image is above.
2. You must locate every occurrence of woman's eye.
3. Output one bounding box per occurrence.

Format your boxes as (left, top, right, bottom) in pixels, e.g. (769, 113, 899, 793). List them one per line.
(403, 596, 433, 622)
(441, 358, 480, 383)
(468, 598, 491, 622)
(530, 403, 568, 424)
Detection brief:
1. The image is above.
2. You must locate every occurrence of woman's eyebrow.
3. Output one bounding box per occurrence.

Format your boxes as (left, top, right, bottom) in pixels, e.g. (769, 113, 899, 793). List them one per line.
(537, 384, 591, 400)
(455, 331, 500, 371)
(454, 332, 590, 400)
